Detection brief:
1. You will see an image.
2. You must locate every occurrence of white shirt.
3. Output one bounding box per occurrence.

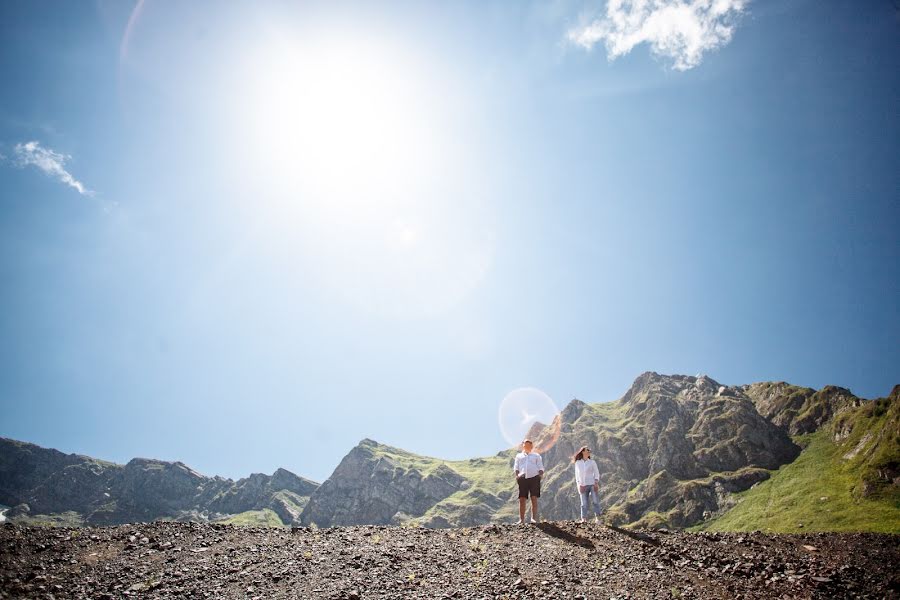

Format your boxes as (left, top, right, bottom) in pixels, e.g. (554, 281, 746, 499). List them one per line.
(514, 451, 544, 479)
(574, 458, 600, 487)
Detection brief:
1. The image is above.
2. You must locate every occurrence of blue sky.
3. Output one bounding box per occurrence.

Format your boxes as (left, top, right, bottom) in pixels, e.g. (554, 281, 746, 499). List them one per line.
(1, 1, 897, 483)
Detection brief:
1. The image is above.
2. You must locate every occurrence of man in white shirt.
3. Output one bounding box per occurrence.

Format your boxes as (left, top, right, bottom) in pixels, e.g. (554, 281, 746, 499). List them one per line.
(513, 439, 544, 524)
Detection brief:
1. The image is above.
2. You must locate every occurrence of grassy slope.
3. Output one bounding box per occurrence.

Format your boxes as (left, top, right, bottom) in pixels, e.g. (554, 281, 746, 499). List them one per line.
(383, 401, 633, 524)
(422, 453, 516, 524)
(363, 440, 516, 523)
(216, 509, 285, 527)
(272, 490, 310, 513)
(698, 410, 900, 533)
(8, 511, 85, 527)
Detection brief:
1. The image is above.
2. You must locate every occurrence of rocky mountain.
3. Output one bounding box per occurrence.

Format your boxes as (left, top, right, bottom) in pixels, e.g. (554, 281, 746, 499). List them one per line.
(0, 439, 318, 527)
(3, 372, 897, 532)
(701, 383, 900, 533)
(299, 439, 513, 529)
(300, 372, 899, 531)
(742, 382, 864, 435)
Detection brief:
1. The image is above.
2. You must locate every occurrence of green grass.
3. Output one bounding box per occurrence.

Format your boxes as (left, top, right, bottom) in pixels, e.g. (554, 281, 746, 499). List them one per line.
(10, 511, 85, 528)
(833, 395, 899, 498)
(445, 453, 515, 492)
(364, 440, 514, 494)
(581, 400, 632, 432)
(698, 431, 900, 533)
(631, 510, 677, 529)
(272, 490, 310, 512)
(363, 440, 451, 476)
(216, 509, 285, 527)
(364, 440, 517, 525)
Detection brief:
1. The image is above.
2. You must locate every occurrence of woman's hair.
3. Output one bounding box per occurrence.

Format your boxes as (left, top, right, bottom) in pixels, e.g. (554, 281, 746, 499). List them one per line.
(573, 446, 589, 462)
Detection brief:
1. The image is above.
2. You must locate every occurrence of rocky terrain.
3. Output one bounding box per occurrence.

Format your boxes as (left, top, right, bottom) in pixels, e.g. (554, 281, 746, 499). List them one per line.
(1, 520, 897, 599)
(0, 439, 318, 527)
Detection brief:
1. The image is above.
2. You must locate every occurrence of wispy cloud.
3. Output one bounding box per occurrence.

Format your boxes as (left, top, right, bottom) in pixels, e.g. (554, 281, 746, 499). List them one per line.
(566, 0, 748, 71)
(12, 140, 93, 195)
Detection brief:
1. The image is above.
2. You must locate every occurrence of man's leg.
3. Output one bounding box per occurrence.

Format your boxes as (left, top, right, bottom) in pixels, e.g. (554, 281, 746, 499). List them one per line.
(530, 496, 539, 522)
(519, 497, 527, 522)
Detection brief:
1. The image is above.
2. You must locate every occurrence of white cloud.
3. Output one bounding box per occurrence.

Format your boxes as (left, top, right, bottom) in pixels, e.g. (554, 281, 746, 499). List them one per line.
(567, 0, 748, 71)
(12, 140, 93, 195)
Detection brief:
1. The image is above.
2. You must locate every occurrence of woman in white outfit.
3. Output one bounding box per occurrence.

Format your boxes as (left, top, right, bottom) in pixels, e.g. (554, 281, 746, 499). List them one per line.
(573, 446, 602, 522)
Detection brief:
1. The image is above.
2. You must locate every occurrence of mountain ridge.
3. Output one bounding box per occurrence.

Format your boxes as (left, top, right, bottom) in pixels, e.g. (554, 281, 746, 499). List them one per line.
(2, 372, 897, 532)
(298, 372, 897, 530)
(0, 437, 319, 527)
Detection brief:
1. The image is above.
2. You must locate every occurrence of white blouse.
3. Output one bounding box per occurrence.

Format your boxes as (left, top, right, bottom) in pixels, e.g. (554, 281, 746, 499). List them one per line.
(574, 458, 600, 487)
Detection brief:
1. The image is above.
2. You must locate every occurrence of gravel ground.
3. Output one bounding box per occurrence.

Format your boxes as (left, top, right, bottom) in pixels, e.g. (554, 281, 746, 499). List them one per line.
(1, 521, 897, 599)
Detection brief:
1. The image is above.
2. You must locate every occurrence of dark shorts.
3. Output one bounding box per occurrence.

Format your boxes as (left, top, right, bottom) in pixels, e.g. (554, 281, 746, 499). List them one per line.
(517, 475, 541, 499)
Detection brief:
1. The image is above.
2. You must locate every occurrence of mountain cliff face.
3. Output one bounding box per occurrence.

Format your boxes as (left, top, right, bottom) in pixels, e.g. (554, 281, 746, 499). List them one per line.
(830, 384, 899, 498)
(0, 439, 318, 526)
(299, 439, 469, 527)
(531, 373, 800, 528)
(742, 382, 863, 435)
(298, 439, 516, 528)
(700, 384, 900, 533)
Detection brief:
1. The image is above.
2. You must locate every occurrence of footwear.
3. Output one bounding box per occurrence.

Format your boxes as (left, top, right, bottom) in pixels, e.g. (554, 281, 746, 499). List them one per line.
(518, 519, 525, 526)
(579, 518, 586, 523)
(530, 518, 539, 524)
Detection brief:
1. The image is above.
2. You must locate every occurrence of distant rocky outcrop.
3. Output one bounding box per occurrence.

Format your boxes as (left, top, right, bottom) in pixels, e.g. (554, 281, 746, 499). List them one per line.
(742, 382, 863, 435)
(0, 439, 318, 526)
(830, 384, 900, 498)
(299, 439, 470, 527)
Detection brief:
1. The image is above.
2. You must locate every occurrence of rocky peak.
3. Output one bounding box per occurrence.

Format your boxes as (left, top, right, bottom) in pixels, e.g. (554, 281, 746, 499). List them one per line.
(620, 372, 725, 409)
(560, 398, 587, 423)
(270, 468, 318, 496)
(620, 371, 665, 402)
(524, 421, 547, 441)
(124, 458, 204, 479)
(300, 439, 469, 527)
(743, 382, 864, 435)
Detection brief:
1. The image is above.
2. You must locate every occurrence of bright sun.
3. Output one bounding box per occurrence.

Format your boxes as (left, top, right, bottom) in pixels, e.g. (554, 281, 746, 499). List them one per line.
(229, 30, 493, 319)
(241, 34, 438, 213)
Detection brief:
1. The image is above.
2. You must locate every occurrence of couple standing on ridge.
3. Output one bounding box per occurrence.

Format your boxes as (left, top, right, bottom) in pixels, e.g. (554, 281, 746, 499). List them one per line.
(513, 439, 603, 524)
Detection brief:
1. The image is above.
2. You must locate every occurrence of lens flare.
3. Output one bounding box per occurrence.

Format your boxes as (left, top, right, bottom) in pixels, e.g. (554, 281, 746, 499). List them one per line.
(498, 387, 562, 454)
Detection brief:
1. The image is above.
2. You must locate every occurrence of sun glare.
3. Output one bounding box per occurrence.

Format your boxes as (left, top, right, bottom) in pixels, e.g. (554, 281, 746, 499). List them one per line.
(226, 30, 493, 318)
(241, 34, 437, 214)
